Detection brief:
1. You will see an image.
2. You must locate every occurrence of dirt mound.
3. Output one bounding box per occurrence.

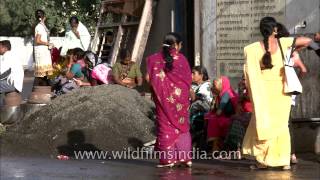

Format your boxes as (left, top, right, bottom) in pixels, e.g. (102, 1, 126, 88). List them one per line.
(1, 85, 156, 157)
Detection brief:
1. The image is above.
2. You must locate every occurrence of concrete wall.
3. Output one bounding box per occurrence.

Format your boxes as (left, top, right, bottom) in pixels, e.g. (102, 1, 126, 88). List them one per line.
(283, 0, 320, 154)
(284, 0, 320, 119)
(0, 37, 64, 70)
(199, 0, 217, 80)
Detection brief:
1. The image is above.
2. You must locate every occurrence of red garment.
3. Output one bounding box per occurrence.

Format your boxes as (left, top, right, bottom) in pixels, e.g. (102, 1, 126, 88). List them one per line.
(51, 47, 60, 65)
(205, 76, 238, 140)
(147, 49, 192, 165)
(242, 99, 253, 112)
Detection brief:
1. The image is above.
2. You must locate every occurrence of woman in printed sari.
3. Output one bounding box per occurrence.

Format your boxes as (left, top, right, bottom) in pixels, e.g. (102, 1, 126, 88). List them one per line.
(242, 17, 311, 170)
(146, 32, 192, 168)
(205, 76, 238, 151)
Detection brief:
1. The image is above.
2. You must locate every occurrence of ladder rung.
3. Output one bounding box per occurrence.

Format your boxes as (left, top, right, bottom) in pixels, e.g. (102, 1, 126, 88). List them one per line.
(98, 21, 140, 28)
(101, 50, 111, 54)
(100, 56, 110, 60)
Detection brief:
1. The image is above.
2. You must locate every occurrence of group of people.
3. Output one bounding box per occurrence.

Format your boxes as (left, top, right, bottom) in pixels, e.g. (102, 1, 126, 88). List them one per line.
(146, 35, 253, 167)
(32, 9, 143, 95)
(45, 46, 142, 96)
(0, 9, 143, 105)
(33, 9, 91, 86)
(146, 17, 319, 169)
(188, 65, 252, 154)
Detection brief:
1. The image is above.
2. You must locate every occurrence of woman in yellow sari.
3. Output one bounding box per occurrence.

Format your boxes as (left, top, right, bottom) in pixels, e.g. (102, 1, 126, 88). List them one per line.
(242, 17, 311, 170)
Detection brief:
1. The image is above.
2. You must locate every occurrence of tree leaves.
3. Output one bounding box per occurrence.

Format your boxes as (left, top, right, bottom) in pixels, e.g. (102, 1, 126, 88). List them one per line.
(0, 0, 101, 37)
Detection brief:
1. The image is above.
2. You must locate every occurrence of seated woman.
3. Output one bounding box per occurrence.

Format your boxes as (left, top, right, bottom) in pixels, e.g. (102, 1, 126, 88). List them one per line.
(112, 49, 143, 88)
(189, 66, 213, 144)
(66, 48, 86, 80)
(49, 48, 72, 81)
(74, 51, 113, 86)
(205, 76, 238, 151)
(223, 76, 252, 154)
(54, 48, 85, 94)
(190, 66, 213, 114)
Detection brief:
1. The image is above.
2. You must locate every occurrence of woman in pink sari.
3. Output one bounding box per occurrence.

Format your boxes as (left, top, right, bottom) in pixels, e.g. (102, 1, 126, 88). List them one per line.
(205, 76, 238, 151)
(146, 33, 192, 168)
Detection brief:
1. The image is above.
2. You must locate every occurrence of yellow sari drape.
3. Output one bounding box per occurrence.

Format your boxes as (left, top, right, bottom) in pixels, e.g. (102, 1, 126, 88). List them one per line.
(242, 37, 294, 167)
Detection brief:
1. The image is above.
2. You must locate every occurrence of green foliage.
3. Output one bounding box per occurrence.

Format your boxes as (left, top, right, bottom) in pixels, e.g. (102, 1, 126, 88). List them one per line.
(0, 0, 101, 37)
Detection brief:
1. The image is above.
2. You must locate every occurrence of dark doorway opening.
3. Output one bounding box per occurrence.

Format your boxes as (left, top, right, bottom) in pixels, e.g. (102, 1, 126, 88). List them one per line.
(174, 0, 195, 67)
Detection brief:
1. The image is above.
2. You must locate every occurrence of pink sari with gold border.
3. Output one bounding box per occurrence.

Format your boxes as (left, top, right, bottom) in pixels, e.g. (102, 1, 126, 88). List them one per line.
(147, 50, 192, 165)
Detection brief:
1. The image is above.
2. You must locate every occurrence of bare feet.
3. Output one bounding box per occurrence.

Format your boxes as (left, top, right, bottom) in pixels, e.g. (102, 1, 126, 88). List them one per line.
(282, 165, 291, 170)
(291, 154, 298, 164)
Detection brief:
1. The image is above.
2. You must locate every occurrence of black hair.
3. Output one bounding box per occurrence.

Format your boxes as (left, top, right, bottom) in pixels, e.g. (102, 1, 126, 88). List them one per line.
(276, 23, 290, 38)
(106, 31, 113, 36)
(260, 16, 277, 69)
(73, 48, 84, 60)
(69, 16, 79, 24)
(0, 40, 11, 50)
(192, 66, 209, 81)
(84, 51, 99, 71)
(119, 48, 131, 62)
(66, 48, 74, 56)
(162, 32, 182, 71)
(35, 9, 45, 21)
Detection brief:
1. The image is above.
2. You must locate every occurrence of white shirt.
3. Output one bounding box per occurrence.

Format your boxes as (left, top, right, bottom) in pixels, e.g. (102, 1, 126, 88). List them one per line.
(193, 81, 213, 104)
(0, 51, 24, 92)
(60, 22, 91, 56)
(35, 23, 49, 44)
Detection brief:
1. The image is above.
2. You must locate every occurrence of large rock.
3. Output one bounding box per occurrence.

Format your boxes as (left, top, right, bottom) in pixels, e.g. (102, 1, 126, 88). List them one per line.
(1, 85, 156, 157)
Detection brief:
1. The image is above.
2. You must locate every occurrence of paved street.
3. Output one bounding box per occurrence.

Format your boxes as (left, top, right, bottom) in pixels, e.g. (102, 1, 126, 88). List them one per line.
(1, 154, 319, 179)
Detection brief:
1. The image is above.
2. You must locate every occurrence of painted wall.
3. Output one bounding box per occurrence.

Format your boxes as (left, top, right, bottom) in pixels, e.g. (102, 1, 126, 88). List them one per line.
(0, 37, 64, 70)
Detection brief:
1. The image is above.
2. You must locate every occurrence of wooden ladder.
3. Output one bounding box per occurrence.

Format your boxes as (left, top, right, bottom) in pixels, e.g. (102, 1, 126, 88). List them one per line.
(91, 0, 156, 66)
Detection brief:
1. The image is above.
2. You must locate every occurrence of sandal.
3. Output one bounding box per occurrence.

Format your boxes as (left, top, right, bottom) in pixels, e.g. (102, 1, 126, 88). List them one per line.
(175, 161, 192, 168)
(250, 163, 268, 170)
(184, 161, 192, 168)
(156, 163, 175, 168)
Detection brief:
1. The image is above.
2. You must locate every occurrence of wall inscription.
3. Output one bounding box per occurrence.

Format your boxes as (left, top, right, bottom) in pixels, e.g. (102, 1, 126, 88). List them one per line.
(216, 0, 285, 77)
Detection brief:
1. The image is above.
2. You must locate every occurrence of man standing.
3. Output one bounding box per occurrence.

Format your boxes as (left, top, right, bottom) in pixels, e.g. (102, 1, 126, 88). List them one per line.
(0, 40, 24, 93)
(60, 16, 91, 56)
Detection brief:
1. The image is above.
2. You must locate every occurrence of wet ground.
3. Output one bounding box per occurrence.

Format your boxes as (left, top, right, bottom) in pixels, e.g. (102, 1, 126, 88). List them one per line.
(1, 154, 319, 179)
(1, 73, 319, 179)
